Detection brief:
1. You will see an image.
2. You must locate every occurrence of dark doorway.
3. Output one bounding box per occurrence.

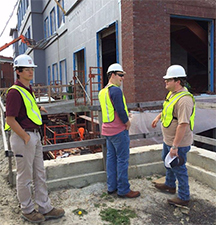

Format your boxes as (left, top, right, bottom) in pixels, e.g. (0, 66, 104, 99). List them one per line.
(100, 24, 117, 87)
(171, 18, 209, 94)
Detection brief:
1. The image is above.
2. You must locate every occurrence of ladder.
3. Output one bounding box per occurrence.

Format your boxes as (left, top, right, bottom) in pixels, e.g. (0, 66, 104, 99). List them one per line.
(89, 67, 103, 137)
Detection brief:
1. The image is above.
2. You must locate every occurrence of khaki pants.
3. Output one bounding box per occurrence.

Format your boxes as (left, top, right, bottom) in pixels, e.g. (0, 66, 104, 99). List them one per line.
(10, 131, 53, 214)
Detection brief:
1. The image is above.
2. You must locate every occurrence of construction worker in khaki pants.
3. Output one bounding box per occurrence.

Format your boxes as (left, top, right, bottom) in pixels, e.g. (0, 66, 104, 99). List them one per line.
(6, 54, 65, 223)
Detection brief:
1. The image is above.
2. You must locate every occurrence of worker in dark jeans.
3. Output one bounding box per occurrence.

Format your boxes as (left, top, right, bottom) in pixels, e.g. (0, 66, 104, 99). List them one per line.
(98, 63, 140, 198)
(6, 54, 65, 223)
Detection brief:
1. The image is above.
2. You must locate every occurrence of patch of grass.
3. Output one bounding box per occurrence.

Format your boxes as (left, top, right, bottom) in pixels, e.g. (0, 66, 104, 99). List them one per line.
(100, 207, 137, 225)
(100, 192, 107, 198)
(94, 203, 100, 208)
(146, 176, 152, 181)
(100, 192, 115, 202)
(73, 208, 88, 216)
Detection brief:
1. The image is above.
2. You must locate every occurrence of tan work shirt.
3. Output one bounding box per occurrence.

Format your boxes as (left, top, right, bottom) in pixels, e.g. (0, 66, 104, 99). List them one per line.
(161, 92, 194, 147)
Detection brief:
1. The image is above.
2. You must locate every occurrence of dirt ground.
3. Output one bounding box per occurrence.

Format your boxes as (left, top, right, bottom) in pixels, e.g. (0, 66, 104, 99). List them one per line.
(0, 136, 216, 225)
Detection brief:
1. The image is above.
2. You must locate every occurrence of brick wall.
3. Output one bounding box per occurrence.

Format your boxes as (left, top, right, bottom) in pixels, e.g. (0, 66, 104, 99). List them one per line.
(0, 56, 13, 88)
(121, 0, 216, 103)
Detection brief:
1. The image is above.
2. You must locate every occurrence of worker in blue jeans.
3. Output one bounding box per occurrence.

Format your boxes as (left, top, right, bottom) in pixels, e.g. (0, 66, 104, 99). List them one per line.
(98, 63, 140, 198)
(162, 143, 191, 201)
(152, 65, 195, 206)
(106, 130, 130, 195)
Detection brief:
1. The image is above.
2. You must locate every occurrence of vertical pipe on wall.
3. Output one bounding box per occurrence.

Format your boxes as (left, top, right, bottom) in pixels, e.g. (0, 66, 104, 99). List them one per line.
(115, 21, 119, 63)
(210, 20, 214, 92)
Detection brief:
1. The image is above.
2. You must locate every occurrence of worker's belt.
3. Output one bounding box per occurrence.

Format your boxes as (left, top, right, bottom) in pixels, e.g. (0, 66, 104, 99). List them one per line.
(24, 128, 39, 133)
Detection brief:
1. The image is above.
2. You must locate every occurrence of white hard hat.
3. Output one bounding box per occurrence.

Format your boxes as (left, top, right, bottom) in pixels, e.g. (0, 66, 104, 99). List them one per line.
(107, 63, 125, 74)
(164, 152, 184, 168)
(163, 65, 186, 79)
(13, 54, 37, 68)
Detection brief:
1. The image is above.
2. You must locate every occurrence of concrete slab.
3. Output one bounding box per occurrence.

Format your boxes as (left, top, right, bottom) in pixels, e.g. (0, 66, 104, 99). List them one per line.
(11, 144, 216, 191)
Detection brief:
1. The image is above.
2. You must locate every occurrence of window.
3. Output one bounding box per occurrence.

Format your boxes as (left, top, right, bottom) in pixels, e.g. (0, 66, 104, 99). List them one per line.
(73, 49, 86, 98)
(17, 0, 29, 31)
(26, 27, 31, 39)
(44, 17, 49, 39)
(50, 8, 56, 35)
(60, 59, 67, 92)
(57, 0, 65, 28)
(52, 63, 58, 82)
(48, 66, 51, 85)
(74, 49, 85, 84)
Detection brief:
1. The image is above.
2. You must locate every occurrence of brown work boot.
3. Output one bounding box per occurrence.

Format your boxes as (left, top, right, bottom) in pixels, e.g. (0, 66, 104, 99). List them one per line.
(118, 190, 140, 198)
(168, 197, 190, 206)
(43, 208, 65, 220)
(155, 183, 176, 194)
(21, 210, 45, 223)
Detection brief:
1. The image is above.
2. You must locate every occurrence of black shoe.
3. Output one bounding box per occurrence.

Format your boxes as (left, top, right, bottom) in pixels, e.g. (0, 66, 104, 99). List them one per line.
(107, 189, 117, 195)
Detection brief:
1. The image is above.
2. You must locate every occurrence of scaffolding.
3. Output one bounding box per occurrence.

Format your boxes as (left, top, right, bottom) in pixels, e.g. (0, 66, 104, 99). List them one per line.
(43, 124, 80, 158)
(72, 66, 103, 138)
(89, 66, 103, 137)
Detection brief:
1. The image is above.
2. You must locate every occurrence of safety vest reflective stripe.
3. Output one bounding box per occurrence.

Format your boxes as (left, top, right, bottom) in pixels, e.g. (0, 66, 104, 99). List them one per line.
(5, 85, 42, 130)
(98, 84, 129, 123)
(104, 88, 111, 122)
(161, 91, 195, 130)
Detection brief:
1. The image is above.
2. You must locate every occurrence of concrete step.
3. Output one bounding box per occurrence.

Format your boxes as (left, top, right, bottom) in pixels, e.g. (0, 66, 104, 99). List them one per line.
(187, 163, 216, 190)
(45, 145, 164, 190)
(188, 146, 216, 173)
(11, 144, 216, 191)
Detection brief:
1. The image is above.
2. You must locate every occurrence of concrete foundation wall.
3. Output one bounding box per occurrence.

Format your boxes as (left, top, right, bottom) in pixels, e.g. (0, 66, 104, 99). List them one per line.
(11, 144, 216, 191)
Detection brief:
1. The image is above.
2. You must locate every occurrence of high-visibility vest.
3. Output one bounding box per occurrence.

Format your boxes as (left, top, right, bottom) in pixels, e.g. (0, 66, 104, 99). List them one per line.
(98, 84, 129, 123)
(5, 85, 42, 130)
(161, 91, 195, 130)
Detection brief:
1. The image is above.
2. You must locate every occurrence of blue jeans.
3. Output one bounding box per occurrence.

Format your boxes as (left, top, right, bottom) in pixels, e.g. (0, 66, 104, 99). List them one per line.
(162, 142, 191, 201)
(105, 130, 130, 195)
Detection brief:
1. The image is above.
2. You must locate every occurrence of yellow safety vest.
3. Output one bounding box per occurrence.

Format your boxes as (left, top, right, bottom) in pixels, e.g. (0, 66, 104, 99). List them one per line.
(161, 91, 195, 130)
(98, 84, 129, 123)
(5, 85, 42, 130)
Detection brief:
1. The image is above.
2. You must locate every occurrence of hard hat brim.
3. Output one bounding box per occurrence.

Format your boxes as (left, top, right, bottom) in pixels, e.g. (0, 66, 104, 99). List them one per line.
(163, 74, 186, 79)
(13, 65, 38, 68)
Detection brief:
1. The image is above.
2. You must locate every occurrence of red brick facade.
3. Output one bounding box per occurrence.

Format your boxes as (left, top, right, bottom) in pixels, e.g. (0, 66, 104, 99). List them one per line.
(0, 56, 14, 88)
(121, 0, 216, 103)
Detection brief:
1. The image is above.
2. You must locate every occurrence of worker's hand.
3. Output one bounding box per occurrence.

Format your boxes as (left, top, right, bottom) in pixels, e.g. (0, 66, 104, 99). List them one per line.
(170, 147, 178, 158)
(40, 106, 48, 113)
(151, 120, 157, 128)
(151, 113, 161, 128)
(151, 118, 159, 128)
(24, 133, 31, 145)
(125, 120, 131, 130)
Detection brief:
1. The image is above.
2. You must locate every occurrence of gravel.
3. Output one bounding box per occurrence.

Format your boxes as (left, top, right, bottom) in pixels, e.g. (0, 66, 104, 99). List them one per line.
(0, 135, 216, 225)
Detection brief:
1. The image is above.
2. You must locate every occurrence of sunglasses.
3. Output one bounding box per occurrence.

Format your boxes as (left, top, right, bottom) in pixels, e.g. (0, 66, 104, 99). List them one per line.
(23, 68, 35, 72)
(116, 73, 124, 77)
(165, 78, 174, 82)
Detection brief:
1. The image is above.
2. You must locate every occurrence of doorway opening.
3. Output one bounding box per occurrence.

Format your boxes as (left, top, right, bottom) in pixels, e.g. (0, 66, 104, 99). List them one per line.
(98, 23, 117, 87)
(171, 17, 213, 94)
